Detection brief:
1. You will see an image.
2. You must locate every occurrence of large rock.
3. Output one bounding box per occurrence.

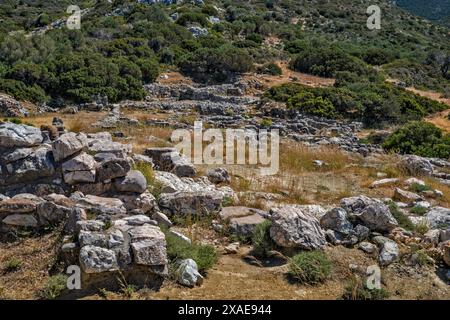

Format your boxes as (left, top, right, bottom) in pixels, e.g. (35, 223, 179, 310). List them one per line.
(128, 225, 167, 266)
(320, 207, 353, 235)
(116, 191, 157, 214)
(341, 196, 398, 232)
(399, 155, 433, 177)
(52, 132, 88, 162)
(79, 245, 119, 273)
(0, 196, 41, 213)
(158, 191, 223, 216)
(144, 147, 196, 177)
(2, 145, 55, 185)
(71, 194, 127, 216)
(393, 188, 423, 203)
(269, 205, 327, 250)
(425, 207, 450, 229)
(2, 214, 38, 227)
(207, 168, 230, 184)
(175, 259, 203, 287)
(97, 158, 131, 181)
(229, 213, 266, 239)
(0, 93, 28, 117)
(62, 152, 96, 184)
(114, 170, 147, 194)
(154, 171, 237, 200)
(36, 201, 73, 225)
(378, 240, 399, 266)
(0, 122, 43, 148)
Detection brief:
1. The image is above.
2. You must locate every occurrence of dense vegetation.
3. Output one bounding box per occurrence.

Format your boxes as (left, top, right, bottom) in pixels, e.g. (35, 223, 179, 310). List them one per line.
(383, 121, 450, 158)
(396, 0, 450, 26)
(265, 83, 447, 128)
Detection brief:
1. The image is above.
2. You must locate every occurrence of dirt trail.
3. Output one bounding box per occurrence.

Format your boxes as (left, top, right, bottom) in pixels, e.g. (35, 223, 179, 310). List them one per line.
(243, 61, 335, 91)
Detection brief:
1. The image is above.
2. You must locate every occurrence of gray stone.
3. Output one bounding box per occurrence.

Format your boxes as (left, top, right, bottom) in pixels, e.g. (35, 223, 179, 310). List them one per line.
(76, 220, 105, 232)
(2, 214, 38, 227)
(358, 241, 377, 254)
(114, 170, 147, 194)
(393, 188, 423, 203)
(131, 231, 167, 266)
(425, 207, 450, 229)
(116, 191, 157, 214)
(269, 205, 327, 250)
(62, 152, 96, 184)
(79, 245, 119, 273)
(341, 196, 398, 232)
(399, 155, 433, 176)
(52, 132, 88, 162)
(158, 191, 223, 216)
(370, 178, 399, 188)
(320, 208, 353, 234)
(169, 230, 191, 244)
(97, 158, 131, 181)
(78, 230, 108, 247)
(3, 146, 55, 185)
(229, 213, 266, 239)
(378, 241, 399, 266)
(0, 122, 43, 148)
(207, 168, 230, 184)
(71, 194, 127, 216)
(175, 259, 203, 287)
(152, 211, 172, 228)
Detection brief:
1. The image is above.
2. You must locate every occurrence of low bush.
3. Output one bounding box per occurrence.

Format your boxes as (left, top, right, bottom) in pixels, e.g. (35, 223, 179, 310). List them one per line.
(388, 202, 415, 231)
(257, 62, 282, 76)
(251, 220, 276, 258)
(288, 250, 332, 285)
(165, 230, 218, 274)
(342, 276, 389, 300)
(39, 275, 68, 300)
(3, 258, 22, 272)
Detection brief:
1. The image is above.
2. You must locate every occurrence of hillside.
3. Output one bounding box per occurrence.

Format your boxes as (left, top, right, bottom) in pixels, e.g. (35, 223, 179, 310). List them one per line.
(396, 0, 450, 25)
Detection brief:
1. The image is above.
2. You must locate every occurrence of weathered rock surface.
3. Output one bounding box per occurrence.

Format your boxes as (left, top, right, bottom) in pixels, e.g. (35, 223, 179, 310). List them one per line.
(158, 191, 223, 216)
(0, 122, 42, 148)
(114, 170, 147, 194)
(79, 245, 119, 273)
(52, 132, 88, 162)
(269, 205, 327, 250)
(62, 152, 96, 184)
(175, 259, 203, 287)
(341, 196, 398, 232)
(425, 207, 450, 229)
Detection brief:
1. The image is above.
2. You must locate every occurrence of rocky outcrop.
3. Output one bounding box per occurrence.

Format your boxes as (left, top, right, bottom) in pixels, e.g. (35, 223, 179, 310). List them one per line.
(145, 147, 196, 177)
(0, 94, 29, 117)
(269, 205, 327, 250)
(158, 191, 223, 217)
(340, 196, 398, 232)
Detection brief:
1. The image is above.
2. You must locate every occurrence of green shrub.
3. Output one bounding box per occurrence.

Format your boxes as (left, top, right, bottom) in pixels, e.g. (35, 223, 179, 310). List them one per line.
(388, 203, 415, 231)
(251, 220, 276, 258)
(288, 93, 337, 118)
(39, 275, 68, 300)
(383, 121, 450, 158)
(290, 46, 368, 78)
(409, 182, 431, 193)
(165, 230, 218, 274)
(257, 62, 282, 76)
(288, 251, 332, 285)
(4, 258, 22, 272)
(342, 277, 389, 300)
(180, 45, 253, 83)
(410, 205, 428, 216)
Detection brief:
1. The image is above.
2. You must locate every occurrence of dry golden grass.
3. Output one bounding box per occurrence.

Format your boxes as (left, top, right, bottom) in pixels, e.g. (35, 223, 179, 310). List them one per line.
(26, 112, 107, 133)
(0, 231, 62, 299)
